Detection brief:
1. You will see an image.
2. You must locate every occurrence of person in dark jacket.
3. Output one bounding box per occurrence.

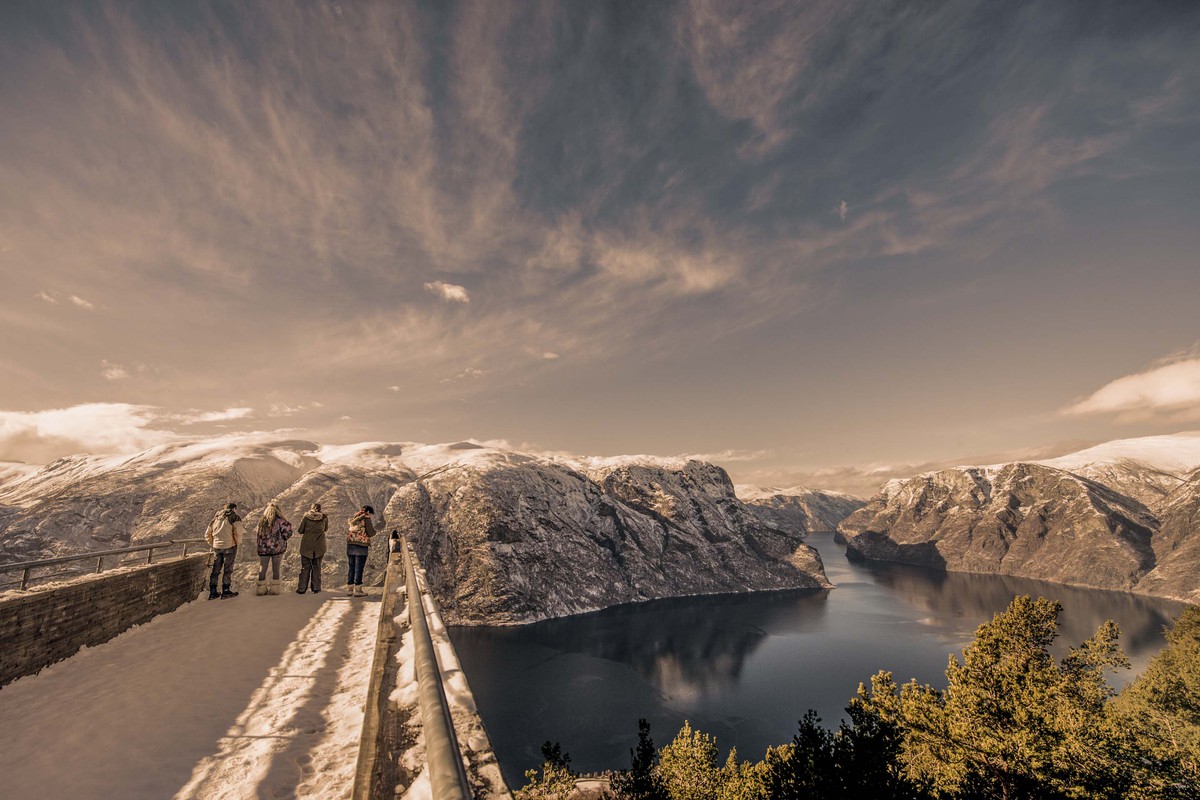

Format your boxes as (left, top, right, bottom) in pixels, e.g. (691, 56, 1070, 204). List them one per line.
(295, 502, 328, 594)
(345, 505, 376, 596)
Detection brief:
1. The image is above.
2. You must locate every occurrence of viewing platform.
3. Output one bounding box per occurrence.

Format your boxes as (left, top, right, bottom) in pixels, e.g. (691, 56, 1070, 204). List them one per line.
(0, 541, 510, 800)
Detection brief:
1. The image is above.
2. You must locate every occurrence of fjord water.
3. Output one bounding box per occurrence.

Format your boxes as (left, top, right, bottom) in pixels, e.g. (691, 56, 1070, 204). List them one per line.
(449, 531, 1188, 786)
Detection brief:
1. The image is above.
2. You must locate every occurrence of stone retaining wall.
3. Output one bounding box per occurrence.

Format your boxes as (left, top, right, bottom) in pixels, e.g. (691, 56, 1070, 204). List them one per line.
(0, 554, 211, 687)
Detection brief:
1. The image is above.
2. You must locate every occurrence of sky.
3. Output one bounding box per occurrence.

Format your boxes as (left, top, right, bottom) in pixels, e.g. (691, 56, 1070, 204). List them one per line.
(1, 0, 1199, 495)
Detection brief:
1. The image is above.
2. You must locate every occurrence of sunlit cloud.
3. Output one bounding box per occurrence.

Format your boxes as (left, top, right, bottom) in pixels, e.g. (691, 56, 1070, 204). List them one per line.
(0, 403, 173, 462)
(1064, 355, 1200, 419)
(35, 291, 57, 304)
(423, 281, 471, 304)
(68, 295, 94, 310)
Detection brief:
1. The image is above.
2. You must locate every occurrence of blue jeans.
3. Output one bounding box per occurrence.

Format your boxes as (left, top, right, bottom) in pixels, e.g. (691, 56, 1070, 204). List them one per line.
(347, 545, 368, 585)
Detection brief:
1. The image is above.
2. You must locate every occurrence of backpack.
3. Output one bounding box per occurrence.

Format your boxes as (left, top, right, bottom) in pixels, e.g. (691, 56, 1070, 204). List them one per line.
(348, 513, 371, 545)
(211, 514, 234, 546)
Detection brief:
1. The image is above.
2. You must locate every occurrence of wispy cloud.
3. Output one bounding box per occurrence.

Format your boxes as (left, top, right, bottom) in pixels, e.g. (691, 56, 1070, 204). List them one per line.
(423, 281, 471, 304)
(35, 291, 57, 304)
(68, 295, 94, 310)
(100, 360, 129, 381)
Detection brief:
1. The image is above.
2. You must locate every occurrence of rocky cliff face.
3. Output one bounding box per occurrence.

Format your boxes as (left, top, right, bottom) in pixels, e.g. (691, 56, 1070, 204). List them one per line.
(838, 433, 1200, 604)
(0, 439, 829, 622)
(389, 455, 828, 624)
(1135, 470, 1200, 605)
(839, 463, 1159, 592)
(737, 486, 865, 534)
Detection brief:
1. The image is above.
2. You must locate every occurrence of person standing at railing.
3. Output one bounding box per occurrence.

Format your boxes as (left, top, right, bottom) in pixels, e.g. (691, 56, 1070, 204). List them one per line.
(346, 505, 376, 596)
(204, 502, 243, 600)
(295, 502, 328, 594)
(255, 501, 293, 596)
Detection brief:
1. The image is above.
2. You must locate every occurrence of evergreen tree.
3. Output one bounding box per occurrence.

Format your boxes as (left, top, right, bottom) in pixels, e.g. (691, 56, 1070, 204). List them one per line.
(1111, 606, 1200, 798)
(859, 595, 1133, 800)
(716, 747, 767, 800)
(516, 741, 577, 800)
(611, 719, 669, 800)
(657, 721, 722, 800)
(760, 710, 838, 798)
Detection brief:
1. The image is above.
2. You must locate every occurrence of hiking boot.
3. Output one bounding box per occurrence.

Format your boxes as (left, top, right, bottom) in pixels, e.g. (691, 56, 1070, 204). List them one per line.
(221, 589, 239, 599)
(355, 586, 367, 596)
(208, 588, 220, 600)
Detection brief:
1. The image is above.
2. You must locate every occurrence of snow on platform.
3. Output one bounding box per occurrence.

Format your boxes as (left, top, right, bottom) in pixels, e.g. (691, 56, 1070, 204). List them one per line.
(0, 587, 380, 800)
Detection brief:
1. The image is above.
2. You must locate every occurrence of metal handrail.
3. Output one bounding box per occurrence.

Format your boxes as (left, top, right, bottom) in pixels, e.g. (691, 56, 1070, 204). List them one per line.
(402, 537, 472, 800)
(0, 538, 207, 590)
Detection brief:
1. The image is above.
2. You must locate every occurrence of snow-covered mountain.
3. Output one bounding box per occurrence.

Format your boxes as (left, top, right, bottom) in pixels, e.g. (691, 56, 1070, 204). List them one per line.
(736, 485, 865, 534)
(0, 438, 830, 623)
(1035, 432, 1200, 511)
(838, 433, 1200, 603)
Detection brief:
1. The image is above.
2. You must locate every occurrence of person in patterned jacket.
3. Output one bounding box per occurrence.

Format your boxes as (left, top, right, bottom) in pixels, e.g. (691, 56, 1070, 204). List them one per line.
(254, 501, 293, 596)
(345, 505, 376, 596)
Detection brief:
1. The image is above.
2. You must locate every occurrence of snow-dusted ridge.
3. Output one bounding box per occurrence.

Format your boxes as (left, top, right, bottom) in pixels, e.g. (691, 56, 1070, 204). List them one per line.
(839, 432, 1200, 605)
(0, 437, 830, 624)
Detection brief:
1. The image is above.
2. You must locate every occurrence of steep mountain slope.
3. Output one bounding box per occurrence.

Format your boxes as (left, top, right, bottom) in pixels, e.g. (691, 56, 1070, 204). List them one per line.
(1135, 470, 1200, 604)
(837, 433, 1200, 603)
(389, 456, 828, 624)
(0, 439, 830, 623)
(737, 486, 865, 534)
(839, 463, 1158, 591)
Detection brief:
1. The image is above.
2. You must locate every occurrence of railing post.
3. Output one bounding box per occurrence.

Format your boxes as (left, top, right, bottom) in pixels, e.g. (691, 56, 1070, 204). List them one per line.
(96, 556, 103, 573)
(146, 547, 155, 564)
(20, 567, 29, 590)
(181, 542, 190, 558)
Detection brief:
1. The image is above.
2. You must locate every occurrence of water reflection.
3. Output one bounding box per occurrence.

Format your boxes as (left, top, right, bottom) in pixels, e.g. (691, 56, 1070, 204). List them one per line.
(450, 531, 1189, 787)
(455, 589, 830, 701)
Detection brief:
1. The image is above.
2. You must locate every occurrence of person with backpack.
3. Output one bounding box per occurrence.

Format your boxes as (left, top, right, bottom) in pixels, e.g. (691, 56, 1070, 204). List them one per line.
(346, 505, 376, 596)
(295, 502, 328, 594)
(204, 502, 243, 599)
(254, 501, 293, 596)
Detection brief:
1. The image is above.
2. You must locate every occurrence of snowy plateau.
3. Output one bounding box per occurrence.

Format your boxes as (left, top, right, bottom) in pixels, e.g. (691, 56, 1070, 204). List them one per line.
(0, 439, 831, 624)
(839, 432, 1200, 605)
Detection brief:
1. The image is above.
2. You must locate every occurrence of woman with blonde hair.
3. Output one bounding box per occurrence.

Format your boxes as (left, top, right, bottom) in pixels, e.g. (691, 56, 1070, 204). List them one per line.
(255, 501, 293, 595)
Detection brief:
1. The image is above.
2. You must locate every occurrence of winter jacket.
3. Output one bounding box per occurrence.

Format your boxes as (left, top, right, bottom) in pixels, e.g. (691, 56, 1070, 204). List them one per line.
(205, 509, 243, 550)
(256, 515, 293, 557)
(297, 510, 328, 558)
(347, 511, 377, 548)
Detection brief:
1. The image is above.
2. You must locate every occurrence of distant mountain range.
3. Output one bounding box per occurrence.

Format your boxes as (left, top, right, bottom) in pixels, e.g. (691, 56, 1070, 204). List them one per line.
(5, 432, 1196, 615)
(0, 439, 830, 623)
(736, 485, 866, 534)
(839, 432, 1200, 605)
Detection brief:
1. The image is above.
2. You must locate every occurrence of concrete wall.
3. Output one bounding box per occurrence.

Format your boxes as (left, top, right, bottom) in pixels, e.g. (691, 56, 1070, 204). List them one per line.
(0, 554, 211, 687)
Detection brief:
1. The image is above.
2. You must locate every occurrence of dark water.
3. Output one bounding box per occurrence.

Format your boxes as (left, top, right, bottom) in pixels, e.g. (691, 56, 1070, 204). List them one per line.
(449, 532, 1189, 787)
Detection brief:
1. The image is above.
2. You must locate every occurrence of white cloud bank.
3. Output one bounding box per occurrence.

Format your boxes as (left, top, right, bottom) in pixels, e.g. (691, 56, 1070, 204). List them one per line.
(423, 281, 470, 303)
(1063, 356, 1200, 419)
(0, 403, 257, 463)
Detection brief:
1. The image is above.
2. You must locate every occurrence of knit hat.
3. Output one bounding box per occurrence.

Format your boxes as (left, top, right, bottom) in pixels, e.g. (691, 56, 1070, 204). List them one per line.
(311, 502, 321, 512)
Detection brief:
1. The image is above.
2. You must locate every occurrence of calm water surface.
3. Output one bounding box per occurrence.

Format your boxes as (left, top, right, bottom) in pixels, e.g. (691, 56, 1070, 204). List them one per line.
(449, 531, 1189, 786)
